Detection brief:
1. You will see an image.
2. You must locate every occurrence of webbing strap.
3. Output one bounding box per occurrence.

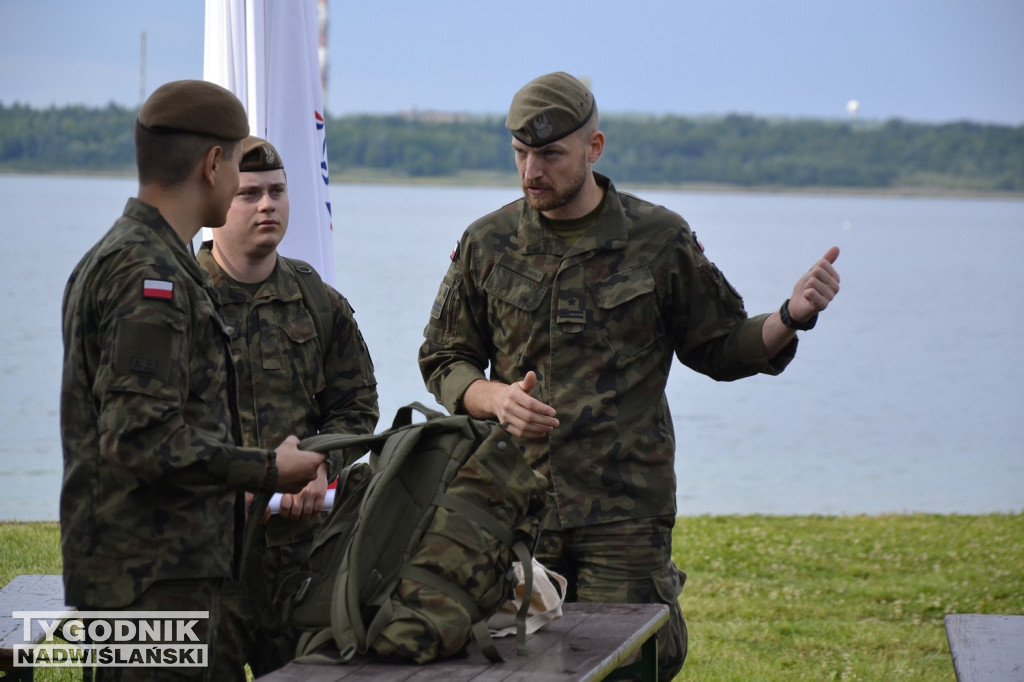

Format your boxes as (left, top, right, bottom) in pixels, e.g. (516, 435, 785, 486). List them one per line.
(510, 539, 534, 657)
(436, 493, 517, 547)
(472, 620, 501, 662)
(400, 565, 504, 662)
(435, 493, 535, 657)
(295, 627, 341, 661)
(400, 566, 483, 621)
(363, 598, 396, 654)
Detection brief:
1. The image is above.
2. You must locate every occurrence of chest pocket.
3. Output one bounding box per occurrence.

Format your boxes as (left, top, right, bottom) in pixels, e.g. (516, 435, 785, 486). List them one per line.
(257, 303, 325, 393)
(482, 255, 550, 360)
(483, 255, 548, 311)
(588, 265, 663, 360)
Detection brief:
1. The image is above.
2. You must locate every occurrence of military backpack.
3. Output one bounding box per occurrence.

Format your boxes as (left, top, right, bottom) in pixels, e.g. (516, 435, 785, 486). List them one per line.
(274, 402, 549, 664)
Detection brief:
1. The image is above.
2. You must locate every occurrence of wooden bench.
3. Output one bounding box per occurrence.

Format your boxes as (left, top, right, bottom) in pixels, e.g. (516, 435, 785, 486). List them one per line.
(945, 613, 1024, 682)
(0, 574, 74, 682)
(256, 602, 669, 682)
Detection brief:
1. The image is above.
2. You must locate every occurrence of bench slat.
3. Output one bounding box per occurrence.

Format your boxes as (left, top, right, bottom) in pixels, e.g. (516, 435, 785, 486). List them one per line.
(0, 574, 72, 669)
(256, 602, 668, 682)
(945, 613, 1024, 682)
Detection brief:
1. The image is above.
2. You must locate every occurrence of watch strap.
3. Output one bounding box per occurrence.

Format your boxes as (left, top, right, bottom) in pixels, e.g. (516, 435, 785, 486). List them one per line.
(780, 298, 817, 331)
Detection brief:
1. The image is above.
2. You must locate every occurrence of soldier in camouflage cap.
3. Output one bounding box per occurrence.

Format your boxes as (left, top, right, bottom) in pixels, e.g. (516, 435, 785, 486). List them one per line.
(419, 71, 841, 680)
(197, 136, 379, 679)
(61, 82, 327, 681)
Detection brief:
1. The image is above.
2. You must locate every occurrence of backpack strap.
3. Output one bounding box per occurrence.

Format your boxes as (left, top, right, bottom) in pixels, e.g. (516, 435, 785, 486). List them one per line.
(287, 408, 535, 663)
(300, 411, 443, 657)
(435, 493, 536, 658)
(397, 565, 505, 662)
(240, 420, 385, 663)
(279, 255, 334, 360)
(391, 401, 447, 426)
(301, 401, 447, 469)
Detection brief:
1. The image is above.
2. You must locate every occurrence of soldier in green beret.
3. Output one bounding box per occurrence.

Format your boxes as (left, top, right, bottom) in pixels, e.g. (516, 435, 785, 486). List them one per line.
(61, 81, 327, 681)
(197, 136, 379, 679)
(419, 71, 841, 680)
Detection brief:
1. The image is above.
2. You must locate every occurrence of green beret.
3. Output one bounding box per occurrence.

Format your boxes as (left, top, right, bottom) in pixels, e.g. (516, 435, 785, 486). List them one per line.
(505, 72, 596, 147)
(138, 80, 249, 140)
(239, 136, 284, 172)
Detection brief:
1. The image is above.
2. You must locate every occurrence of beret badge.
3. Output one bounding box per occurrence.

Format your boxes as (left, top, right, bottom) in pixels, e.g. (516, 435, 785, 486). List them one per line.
(530, 114, 554, 141)
(261, 144, 276, 167)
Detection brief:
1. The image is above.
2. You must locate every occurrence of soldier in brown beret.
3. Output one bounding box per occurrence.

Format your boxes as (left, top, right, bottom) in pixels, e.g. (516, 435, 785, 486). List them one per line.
(61, 82, 327, 680)
(198, 136, 379, 679)
(420, 71, 841, 680)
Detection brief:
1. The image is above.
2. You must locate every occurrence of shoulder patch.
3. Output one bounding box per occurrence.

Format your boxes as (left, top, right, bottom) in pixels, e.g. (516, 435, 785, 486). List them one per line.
(430, 282, 451, 320)
(142, 278, 174, 300)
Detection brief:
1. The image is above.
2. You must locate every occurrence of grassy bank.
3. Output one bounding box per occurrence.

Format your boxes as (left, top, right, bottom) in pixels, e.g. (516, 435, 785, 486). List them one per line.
(3, 514, 1022, 680)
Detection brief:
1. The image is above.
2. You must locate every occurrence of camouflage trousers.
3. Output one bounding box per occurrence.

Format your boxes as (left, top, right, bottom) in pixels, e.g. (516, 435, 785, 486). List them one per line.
(212, 533, 313, 681)
(535, 515, 687, 682)
(83, 578, 222, 682)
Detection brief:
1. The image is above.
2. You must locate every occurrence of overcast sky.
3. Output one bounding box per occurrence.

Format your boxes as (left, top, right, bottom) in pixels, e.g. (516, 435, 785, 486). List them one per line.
(2, 0, 1021, 125)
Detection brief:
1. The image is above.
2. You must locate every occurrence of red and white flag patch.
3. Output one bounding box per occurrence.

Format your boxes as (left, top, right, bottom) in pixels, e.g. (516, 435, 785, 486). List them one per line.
(142, 279, 174, 300)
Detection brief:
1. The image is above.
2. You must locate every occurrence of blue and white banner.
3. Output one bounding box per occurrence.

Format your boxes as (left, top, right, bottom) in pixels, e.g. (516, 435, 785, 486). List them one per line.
(203, 0, 335, 284)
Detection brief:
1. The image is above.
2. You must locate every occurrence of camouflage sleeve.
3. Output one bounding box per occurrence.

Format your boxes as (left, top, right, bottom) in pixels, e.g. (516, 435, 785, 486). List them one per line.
(418, 246, 492, 415)
(317, 286, 380, 474)
(670, 224, 796, 380)
(95, 257, 268, 492)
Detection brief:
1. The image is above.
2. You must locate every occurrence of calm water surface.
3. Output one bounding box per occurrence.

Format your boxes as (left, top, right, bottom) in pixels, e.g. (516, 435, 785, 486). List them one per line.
(2, 175, 1022, 519)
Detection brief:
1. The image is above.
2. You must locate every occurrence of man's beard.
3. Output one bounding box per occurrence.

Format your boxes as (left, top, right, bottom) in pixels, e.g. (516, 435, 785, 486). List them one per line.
(523, 155, 589, 213)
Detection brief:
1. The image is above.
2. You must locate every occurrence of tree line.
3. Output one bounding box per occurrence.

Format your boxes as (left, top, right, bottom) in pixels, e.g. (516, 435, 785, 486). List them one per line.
(2, 101, 1022, 193)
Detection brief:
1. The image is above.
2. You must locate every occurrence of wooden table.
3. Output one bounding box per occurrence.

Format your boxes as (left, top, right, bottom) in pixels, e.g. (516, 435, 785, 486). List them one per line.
(257, 602, 669, 682)
(0, 574, 74, 682)
(945, 613, 1024, 682)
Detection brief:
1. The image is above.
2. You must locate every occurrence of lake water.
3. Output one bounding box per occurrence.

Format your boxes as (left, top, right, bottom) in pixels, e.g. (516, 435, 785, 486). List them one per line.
(2, 174, 1022, 520)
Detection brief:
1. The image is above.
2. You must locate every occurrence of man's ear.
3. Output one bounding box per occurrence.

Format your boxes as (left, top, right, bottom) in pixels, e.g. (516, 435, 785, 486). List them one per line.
(587, 131, 605, 164)
(201, 145, 225, 186)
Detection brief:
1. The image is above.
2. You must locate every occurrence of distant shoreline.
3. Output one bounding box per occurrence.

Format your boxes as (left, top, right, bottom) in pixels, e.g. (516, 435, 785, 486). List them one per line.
(4, 167, 1023, 200)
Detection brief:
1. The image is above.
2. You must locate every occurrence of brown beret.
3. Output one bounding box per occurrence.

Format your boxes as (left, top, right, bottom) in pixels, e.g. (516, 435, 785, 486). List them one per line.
(138, 80, 249, 140)
(239, 136, 285, 172)
(505, 72, 596, 147)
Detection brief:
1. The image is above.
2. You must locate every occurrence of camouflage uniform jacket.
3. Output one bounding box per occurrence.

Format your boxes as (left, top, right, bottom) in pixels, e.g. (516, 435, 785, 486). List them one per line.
(419, 174, 797, 529)
(60, 198, 272, 608)
(197, 243, 379, 545)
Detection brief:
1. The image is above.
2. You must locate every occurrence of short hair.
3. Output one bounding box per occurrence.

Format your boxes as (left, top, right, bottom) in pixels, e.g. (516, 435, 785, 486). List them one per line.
(134, 121, 240, 188)
(578, 104, 601, 140)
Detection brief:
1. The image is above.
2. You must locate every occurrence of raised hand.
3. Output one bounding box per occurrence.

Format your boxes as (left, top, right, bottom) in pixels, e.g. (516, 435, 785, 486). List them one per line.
(787, 246, 841, 322)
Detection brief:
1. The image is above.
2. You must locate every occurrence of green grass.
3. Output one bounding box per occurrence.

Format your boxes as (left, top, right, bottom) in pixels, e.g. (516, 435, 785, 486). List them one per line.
(3, 515, 1022, 681)
(674, 514, 1024, 680)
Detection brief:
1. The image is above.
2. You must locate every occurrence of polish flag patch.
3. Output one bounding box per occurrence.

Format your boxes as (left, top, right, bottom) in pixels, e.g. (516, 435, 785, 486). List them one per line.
(142, 279, 174, 300)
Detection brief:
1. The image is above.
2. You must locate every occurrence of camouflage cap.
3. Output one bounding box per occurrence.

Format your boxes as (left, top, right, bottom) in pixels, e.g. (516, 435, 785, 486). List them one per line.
(505, 72, 596, 147)
(138, 80, 249, 140)
(239, 136, 284, 172)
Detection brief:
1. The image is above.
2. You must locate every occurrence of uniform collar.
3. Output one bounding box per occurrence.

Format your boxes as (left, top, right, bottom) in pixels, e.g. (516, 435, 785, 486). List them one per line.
(518, 173, 629, 256)
(196, 241, 304, 306)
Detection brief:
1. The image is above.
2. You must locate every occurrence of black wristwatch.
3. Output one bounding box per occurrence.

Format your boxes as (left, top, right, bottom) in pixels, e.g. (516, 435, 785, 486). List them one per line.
(779, 299, 817, 331)
(261, 451, 279, 494)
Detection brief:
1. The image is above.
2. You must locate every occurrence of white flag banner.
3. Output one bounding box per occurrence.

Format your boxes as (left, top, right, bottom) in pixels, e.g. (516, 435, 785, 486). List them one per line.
(203, 0, 335, 284)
